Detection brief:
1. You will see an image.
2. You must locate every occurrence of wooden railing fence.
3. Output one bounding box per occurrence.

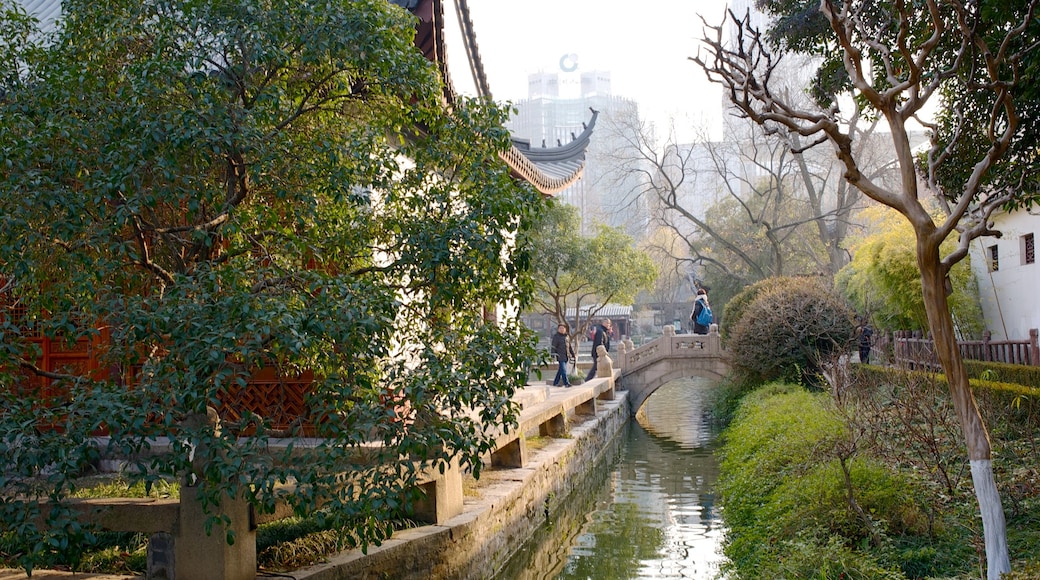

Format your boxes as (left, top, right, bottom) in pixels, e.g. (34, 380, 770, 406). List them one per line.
(891, 328, 1039, 369)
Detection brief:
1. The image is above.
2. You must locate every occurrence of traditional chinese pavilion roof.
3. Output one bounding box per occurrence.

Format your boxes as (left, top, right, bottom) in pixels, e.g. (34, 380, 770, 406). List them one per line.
(18, 0, 594, 195)
(391, 0, 596, 195)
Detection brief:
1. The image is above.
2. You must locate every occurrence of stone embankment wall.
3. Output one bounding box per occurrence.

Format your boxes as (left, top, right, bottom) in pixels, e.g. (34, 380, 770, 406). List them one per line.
(293, 384, 630, 579)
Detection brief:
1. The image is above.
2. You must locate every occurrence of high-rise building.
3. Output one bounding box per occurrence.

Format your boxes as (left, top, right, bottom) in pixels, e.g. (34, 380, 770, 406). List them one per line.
(507, 70, 648, 237)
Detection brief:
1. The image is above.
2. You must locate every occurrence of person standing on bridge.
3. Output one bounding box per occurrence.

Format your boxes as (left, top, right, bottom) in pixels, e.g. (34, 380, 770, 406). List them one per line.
(551, 323, 575, 387)
(585, 318, 612, 381)
(691, 288, 712, 334)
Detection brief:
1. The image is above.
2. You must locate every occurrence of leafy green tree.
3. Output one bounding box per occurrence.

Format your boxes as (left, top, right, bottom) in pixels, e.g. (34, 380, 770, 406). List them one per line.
(528, 201, 656, 351)
(0, 0, 543, 567)
(696, 1, 1038, 575)
(837, 207, 983, 335)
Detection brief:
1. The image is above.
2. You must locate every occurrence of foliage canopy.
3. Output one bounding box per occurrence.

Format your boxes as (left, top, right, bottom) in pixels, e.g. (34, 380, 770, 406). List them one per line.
(0, 0, 543, 566)
(837, 207, 983, 335)
(528, 200, 656, 344)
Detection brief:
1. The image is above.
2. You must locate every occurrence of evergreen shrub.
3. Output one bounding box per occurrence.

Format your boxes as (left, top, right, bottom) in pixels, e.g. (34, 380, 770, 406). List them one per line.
(717, 384, 972, 579)
(727, 276, 855, 385)
(964, 359, 1040, 387)
(720, 276, 798, 343)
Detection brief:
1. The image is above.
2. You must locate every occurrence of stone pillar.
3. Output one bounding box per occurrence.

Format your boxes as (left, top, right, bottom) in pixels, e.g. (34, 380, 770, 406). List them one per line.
(597, 345, 613, 371)
(146, 533, 174, 580)
(492, 436, 527, 468)
(174, 486, 256, 580)
(540, 412, 568, 437)
(172, 408, 256, 580)
(412, 458, 464, 524)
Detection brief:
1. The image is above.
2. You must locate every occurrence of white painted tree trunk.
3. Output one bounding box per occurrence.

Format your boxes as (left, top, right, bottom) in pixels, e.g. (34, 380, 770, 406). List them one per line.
(920, 260, 1011, 579)
(972, 460, 1011, 579)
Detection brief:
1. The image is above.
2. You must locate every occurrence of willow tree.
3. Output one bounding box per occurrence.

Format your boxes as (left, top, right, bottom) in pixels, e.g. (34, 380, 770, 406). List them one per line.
(0, 0, 542, 566)
(696, 1, 1038, 577)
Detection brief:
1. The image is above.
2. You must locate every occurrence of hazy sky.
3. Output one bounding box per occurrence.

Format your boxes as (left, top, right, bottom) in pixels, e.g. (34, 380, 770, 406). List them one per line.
(444, 0, 733, 138)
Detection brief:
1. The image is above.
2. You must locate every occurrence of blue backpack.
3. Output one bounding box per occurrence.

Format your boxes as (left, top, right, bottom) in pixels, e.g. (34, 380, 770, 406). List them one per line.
(695, 300, 712, 326)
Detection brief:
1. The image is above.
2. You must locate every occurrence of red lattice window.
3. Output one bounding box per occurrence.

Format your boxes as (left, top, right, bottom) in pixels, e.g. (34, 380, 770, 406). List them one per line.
(989, 244, 999, 272)
(1023, 233, 1035, 265)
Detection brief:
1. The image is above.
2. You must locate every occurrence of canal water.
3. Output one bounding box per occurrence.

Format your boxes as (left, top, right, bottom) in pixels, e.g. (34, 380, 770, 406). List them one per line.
(495, 377, 726, 579)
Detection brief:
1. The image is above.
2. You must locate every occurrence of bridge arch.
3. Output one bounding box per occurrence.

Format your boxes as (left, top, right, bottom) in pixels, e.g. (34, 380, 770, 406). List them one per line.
(617, 326, 731, 414)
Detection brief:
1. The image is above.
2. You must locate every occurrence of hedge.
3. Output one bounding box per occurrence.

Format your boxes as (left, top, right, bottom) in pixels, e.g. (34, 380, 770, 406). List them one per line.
(852, 364, 1040, 433)
(963, 359, 1040, 388)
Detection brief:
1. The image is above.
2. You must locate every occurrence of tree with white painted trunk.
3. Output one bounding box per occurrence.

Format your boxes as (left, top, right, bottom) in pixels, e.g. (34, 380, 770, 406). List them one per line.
(694, 1, 1039, 578)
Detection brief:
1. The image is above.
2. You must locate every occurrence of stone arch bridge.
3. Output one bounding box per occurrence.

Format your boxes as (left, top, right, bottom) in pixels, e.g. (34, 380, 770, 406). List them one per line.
(616, 325, 730, 413)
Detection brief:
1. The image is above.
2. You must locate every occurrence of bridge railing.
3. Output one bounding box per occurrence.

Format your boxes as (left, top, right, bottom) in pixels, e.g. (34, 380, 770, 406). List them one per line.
(617, 324, 722, 375)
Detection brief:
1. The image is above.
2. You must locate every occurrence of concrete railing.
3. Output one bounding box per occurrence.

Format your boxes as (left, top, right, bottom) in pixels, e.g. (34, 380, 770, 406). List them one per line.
(33, 374, 619, 580)
(617, 324, 723, 375)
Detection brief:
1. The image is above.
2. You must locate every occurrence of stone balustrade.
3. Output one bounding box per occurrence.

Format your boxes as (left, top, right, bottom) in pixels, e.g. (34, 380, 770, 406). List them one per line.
(31, 372, 620, 579)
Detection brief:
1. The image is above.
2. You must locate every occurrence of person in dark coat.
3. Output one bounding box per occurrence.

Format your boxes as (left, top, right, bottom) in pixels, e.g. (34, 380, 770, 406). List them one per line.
(691, 289, 712, 334)
(857, 318, 874, 364)
(550, 323, 574, 387)
(585, 318, 612, 381)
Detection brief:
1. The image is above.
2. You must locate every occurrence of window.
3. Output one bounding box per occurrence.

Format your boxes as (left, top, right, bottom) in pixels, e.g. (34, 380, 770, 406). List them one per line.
(1023, 233, 1035, 265)
(989, 244, 999, 272)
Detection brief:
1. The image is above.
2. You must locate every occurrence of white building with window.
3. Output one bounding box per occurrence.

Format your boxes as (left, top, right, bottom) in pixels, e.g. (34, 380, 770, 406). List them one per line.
(970, 210, 1040, 340)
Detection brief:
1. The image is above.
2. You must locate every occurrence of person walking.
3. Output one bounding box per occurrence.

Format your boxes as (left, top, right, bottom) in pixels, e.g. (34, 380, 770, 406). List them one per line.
(585, 318, 612, 381)
(551, 323, 574, 387)
(857, 317, 874, 364)
(691, 289, 712, 334)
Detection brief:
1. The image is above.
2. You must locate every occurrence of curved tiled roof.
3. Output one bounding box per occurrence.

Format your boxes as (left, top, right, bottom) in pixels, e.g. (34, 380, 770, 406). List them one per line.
(395, 0, 595, 196)
(504, 108, 599, 195)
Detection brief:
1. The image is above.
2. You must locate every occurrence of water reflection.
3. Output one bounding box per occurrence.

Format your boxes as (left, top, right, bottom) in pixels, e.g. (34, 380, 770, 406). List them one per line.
(496, 378, 725, 579)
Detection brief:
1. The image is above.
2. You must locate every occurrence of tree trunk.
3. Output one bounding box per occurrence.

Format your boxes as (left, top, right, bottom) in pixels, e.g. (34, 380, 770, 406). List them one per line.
(918, 248, 1010, 579)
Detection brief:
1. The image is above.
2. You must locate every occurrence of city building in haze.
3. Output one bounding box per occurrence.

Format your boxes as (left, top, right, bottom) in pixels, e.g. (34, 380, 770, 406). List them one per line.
(507, 69, 649, 238)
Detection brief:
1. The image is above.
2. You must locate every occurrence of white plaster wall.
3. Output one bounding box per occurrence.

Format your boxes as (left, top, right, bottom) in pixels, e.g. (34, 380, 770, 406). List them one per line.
(970, 210, 1040, 340)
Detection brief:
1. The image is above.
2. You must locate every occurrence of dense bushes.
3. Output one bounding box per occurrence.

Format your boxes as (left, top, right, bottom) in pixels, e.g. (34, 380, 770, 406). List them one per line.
(715, 384, 965, 577)
(852, 365, 1040, 433)
(726, 276, 855, 385)
(717, 384, 975, 579)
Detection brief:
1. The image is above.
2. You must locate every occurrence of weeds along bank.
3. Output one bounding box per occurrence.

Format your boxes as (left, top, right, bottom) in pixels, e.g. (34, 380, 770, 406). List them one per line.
(713, 370, 1040, 580)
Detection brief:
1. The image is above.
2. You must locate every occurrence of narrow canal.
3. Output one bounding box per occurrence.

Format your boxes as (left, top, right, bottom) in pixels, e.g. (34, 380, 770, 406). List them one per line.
(495, 377, 726, 579)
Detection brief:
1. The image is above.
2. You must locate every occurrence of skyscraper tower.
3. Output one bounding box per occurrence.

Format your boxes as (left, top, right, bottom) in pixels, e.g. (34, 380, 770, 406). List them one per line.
(508, 67, 646, 237)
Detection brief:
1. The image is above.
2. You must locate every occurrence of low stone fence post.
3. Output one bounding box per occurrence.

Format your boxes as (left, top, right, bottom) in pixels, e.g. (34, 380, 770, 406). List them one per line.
(168, 487, 255, 580)
(167, 408, 256, 580)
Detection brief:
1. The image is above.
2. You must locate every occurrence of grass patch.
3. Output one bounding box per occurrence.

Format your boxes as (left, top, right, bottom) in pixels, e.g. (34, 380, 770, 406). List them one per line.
(256, 513, 420, 572)
(70, 476, 179, 499)
(715, 373, 1040, 579)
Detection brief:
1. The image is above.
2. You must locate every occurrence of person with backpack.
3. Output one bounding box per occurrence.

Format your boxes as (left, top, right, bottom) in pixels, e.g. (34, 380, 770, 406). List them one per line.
(856, 316, 874, 364)
(691, 288, 713, 334)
